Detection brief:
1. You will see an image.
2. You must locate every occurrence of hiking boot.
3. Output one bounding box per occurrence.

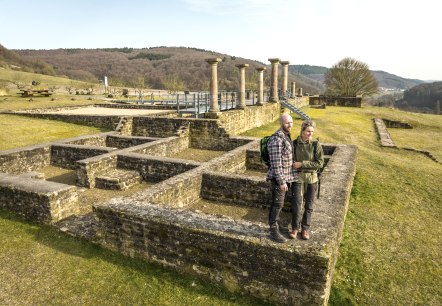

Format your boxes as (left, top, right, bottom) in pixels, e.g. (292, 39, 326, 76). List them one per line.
(288, 228, 299, 239)
(301, 229, 310, 240)
(270, 226, 287, 243)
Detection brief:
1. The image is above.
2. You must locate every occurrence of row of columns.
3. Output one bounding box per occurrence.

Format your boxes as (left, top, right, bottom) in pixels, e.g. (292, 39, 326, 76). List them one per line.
(205, 57, 293, 112)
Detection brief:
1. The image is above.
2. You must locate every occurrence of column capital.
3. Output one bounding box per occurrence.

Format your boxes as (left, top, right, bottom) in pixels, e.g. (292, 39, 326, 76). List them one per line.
(280, 61, 290, 66)
(235, 63, 249, 68)
(206, 58, 222, 64)
(256, 67, 266, 72)
(268, 58, 280, 64)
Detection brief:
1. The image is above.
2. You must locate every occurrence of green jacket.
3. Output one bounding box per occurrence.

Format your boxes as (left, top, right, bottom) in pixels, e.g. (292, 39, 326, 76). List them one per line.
(293, 136, 324, 184)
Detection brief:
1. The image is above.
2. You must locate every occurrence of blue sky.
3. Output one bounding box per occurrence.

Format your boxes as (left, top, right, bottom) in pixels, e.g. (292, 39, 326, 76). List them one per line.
(1, 0, 440, 81)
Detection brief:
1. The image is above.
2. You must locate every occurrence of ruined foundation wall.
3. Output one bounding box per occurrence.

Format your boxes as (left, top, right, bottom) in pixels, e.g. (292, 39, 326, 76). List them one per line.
(117, 153, 200, 183)
(94, 203, 332, 306)
(12, 113, 121, 130)
(93, 142, 357, 305)
(309, 96, 362, 107)
(0, 173, 79, 223)
(129, 136, 190, 157)
(0, 144, 51, 174)
(211, 103, 280, 135)
(76, 153, 118, 188)
(105, 135, 159, 149)
(201, 172, 270, 207)
(50, 144, 117, 169)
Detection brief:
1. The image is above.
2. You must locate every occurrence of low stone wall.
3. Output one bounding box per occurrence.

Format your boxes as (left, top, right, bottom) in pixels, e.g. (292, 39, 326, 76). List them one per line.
(76, 153, 118, 188)
(0, 172, 79, 223)
(309, 96, 362, 107)
(13, 112, 122, 130)
(132, 116, 238, 150)
(373, 118, 396, 147)
(116, 153, 201, 183)
(0, 144, 51, 174)
(130, 135, 190, 157)
(105, 135, 159, 149)
(94, 203, 330, 305)
(209, 103, 280, 136)
(201, 172, 270, 207)
(382, 119, 413, 129)
(93, 140, 358, 305)
(64, 134, 108, 146)
(51, 144, 118, 170)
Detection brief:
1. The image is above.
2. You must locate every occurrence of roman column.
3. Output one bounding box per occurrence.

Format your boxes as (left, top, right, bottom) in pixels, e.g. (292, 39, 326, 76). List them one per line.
(256, 67, 266, 105)
(281, 61, 290, 98)
(236, 63, 249, 109)
(206, 58, 222, 112)
(268, 58, 280, 102)
(291, 81, 296, 98)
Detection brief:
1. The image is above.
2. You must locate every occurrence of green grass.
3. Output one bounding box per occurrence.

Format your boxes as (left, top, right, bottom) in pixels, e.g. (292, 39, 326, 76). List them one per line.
(0, 68, 92, 89)
(0, 114, 108, 150)
(0, 211, 268, 306)
(0, 105, 441, 305)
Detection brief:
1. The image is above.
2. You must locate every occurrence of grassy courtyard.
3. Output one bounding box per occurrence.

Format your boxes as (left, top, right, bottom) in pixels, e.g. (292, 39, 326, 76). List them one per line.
(0, 105, 441, 305)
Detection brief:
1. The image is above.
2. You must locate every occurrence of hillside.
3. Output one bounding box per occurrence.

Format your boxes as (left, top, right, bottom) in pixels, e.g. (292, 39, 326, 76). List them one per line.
(396, 81, 442, 112)
(290, 64, 424, 90)
(3, 45, 425, 95)
(13, 47, 324, 94)
(0, 44, 55, 76)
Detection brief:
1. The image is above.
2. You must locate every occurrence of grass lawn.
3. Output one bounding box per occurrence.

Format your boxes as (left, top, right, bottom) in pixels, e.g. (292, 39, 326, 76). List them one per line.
(0, 105, 441, 305)
(0, 114, 108, 150)
(244, 106, 442, 305)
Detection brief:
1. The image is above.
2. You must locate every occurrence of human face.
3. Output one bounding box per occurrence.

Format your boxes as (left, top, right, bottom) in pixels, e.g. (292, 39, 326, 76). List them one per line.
(281, 116, 293, 134)
(301, 126, 314, 141)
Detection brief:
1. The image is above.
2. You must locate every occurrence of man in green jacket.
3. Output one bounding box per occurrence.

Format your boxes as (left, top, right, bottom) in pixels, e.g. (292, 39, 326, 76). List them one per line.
(289, 120, 324, 240)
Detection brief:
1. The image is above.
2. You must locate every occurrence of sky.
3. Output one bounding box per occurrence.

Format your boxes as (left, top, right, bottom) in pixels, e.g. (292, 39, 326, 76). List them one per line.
(1, 0, 441, 81)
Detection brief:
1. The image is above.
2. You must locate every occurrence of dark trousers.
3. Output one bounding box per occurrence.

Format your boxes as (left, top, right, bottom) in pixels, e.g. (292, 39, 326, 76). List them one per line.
(291, 182, 317, 230)
(268, 180, 290, 228)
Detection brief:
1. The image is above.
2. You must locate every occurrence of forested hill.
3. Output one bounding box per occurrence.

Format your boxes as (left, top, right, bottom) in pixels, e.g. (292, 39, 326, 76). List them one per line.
(289, 64, 424, 90)
(12, 47, 324, 94)
(0, 44, 55, 75)
(3, 45, 424, 93)
(397, 81, 442, 112)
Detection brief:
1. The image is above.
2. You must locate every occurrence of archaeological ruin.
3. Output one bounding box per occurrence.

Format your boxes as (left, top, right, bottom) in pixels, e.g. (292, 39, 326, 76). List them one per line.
(0, 58, 358, 305)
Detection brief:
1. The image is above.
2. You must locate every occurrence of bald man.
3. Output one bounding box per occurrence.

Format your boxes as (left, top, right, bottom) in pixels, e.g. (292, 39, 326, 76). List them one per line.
(266, 113, 297, 243)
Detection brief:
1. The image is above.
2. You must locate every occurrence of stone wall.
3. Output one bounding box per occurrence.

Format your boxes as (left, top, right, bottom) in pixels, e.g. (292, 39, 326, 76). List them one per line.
(309, 96, 362, 107)
(131, 116, 236, 150)
(92, 140, 358, 305)
(76, 153, 118, 188)
(130, 136, 190, 157)
(105, 135, 159, 149)
(117, 153, 200, 183)
(0, 144, 51, 174)
(207, 103, 280, 136)
(13, 112, 122, 130)
(51, 144, 118, 169)
(94, 203, 331, 305)
(0, 172, 79, 223)
(382, 119, 413, 129)
(201, 172, 270, 207)
(64, 134, 107, 146)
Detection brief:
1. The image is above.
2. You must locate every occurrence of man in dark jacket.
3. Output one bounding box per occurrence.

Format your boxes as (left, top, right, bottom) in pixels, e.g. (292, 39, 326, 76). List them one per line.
(266, 113, 298, 243)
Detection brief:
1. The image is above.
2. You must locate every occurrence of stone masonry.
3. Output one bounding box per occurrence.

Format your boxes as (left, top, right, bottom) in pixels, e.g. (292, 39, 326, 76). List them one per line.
(0, 103, 358, 305)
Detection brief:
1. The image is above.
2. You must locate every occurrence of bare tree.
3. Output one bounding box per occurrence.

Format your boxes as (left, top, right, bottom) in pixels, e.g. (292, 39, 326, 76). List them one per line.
(324, 57, 378, 96)
(128, 75, 147, 103)
(162, 75, 185, 94)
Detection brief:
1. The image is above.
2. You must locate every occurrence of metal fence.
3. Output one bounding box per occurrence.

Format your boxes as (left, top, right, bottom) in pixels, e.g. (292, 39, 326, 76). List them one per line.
(113, 89, 272, 117)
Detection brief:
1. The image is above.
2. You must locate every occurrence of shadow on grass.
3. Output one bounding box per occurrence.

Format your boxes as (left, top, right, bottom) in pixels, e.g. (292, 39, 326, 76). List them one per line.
(0, 209, 275, 306)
